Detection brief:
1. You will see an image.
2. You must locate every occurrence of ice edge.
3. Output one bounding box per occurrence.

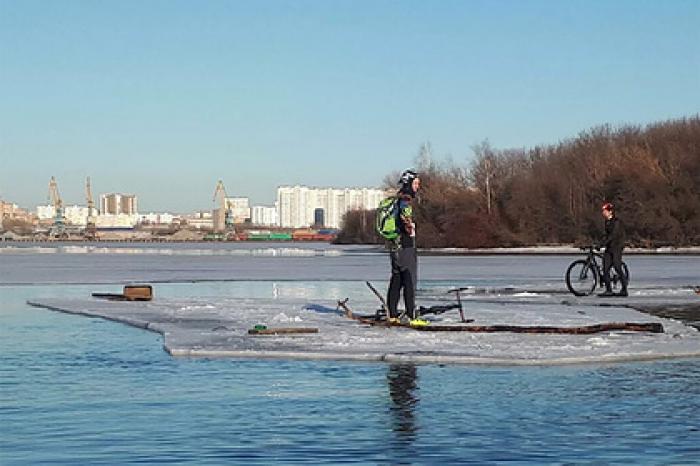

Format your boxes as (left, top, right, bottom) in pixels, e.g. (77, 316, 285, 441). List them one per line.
(27, 300, 700, 366)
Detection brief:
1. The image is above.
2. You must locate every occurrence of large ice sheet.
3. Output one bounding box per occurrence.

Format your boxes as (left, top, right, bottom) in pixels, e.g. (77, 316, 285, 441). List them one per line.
(28, 286, 700, 365)
(10, 245, 700, 364)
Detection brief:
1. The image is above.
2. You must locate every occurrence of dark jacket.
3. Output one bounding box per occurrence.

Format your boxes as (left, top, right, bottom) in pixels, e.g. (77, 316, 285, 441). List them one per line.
(602, 216, 625, 251)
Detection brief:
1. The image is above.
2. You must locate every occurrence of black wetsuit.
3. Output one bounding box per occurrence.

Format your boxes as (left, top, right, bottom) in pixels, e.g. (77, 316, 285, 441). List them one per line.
(387, 194, 417, 319)
(601, 216, 627, 292)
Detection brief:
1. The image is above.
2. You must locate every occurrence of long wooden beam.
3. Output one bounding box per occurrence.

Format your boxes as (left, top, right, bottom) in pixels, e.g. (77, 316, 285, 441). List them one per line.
(337, 299, 663, 334)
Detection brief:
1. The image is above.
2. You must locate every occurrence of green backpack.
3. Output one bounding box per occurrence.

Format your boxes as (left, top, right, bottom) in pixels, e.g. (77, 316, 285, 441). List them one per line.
(375, 196, 400, 240)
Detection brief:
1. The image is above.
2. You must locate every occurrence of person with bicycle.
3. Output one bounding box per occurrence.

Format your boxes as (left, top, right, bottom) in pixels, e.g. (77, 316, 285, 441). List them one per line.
(598, 202, 628, 297)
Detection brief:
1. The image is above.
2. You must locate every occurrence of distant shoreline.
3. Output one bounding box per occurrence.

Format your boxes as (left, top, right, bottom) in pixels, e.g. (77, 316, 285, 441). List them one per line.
(420, 246, 700, 256)
(0, 240, 698, 256)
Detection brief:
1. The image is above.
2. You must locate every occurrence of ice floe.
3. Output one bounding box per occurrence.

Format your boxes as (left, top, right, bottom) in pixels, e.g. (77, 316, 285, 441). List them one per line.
(27, 284, 700, 365)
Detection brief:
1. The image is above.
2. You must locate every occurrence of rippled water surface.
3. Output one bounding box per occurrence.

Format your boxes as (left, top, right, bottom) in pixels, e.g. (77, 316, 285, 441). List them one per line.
(3, 281, 700, 464)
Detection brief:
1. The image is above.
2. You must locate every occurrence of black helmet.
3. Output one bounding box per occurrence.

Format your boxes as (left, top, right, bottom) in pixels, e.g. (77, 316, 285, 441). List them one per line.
(398, 169, 418, 187)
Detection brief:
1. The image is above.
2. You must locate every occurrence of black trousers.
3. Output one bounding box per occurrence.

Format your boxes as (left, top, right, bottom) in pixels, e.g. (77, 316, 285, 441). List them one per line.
(602, 247, 627, 290)
(387, 247, 417, 318)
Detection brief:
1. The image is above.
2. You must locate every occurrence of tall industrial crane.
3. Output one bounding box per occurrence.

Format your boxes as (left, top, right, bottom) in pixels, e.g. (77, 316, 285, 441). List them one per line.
(85, 177, 97, 240)
(48, 176, 66, 238)
(213, 180, 234, 234)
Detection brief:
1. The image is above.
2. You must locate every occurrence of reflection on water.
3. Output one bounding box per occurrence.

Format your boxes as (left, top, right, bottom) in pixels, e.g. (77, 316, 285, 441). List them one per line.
(387, 364, 419, 442)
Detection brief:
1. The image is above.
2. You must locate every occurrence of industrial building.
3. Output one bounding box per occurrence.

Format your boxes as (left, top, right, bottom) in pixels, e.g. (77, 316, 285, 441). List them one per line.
(100, 193, 138, 216)
(138, 212, 176, 225)
(226, 197, 250, 224)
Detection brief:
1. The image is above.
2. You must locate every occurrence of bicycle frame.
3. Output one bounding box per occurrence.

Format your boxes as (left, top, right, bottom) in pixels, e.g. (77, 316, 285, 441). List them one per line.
(581, 247, 623, 288)
(566, 246, 629, 296)
(577, 248, 600, 282)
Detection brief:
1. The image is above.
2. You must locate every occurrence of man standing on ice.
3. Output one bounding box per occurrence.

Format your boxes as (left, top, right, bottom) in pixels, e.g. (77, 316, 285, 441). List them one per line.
(598, 202, 628, 297)
(387, 169, 421, 321)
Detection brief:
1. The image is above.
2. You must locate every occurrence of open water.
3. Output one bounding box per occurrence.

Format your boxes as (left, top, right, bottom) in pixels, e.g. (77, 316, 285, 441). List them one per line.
(2, 246, 700, 464)
(2, 283, 700, 465)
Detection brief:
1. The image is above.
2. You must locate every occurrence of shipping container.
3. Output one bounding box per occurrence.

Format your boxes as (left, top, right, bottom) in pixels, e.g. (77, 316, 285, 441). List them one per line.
(292, 229, 316, 241)
(269, 232, 292, 241)
(248, 233, 271, 241)
(318, 229, 339, 235)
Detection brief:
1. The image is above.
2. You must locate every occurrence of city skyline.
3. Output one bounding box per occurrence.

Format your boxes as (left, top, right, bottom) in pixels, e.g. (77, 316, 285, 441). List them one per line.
(1, 184, 386, 238)
(1, 1, 698, 211)
(0, 179, 388, 215)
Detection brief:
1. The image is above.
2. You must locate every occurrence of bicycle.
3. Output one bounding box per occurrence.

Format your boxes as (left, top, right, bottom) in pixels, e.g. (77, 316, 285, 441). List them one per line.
(565, 246, 630, 296)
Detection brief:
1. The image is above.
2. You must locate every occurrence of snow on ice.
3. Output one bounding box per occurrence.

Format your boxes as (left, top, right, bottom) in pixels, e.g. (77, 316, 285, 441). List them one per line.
(27, 283, 700, 365)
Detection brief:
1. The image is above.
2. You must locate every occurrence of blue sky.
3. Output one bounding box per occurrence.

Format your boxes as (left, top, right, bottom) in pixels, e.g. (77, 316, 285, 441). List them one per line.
(1, 0, 698, 212)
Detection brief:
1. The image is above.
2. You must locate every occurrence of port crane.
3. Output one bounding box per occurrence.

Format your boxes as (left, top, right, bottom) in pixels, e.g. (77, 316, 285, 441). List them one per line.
(213, 180, 234, 235)
(48, 176, 67, 238)
(85, 177, 97, 240)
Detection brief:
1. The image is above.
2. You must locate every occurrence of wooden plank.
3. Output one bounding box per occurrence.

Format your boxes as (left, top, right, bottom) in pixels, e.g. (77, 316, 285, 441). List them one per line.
(123, 285, 153, 301)
(408, 322, 664, 334)
(92, 285, 153, 302)
(92, 293, 128, 301)
(336, 299, 664, 334)
(248, 327, 319, 335)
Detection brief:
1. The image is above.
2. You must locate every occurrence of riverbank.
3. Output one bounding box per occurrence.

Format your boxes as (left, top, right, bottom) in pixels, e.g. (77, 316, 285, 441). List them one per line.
(422, 245, 700, 255)
(2, 240, 699, 255)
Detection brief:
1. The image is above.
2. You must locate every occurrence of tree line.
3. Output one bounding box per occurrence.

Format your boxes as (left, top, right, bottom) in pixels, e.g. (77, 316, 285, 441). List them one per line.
(336, 116, 700, 248)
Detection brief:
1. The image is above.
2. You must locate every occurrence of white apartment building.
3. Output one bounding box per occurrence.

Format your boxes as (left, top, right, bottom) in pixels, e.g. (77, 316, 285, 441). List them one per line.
(95, 214, 138, 229)
(100, 193, 138, 215)
(36, 205, 56, 221)
(1, 201, 28, 219)
(138, 212, 175, 225)
(64, 205, 89, 226)
(184, 211, 214, 230)
(226, 197, 250, 223)
(251, 205, 278, 227)
(276, 186, 385, 229)
(37, 205, 90, 225)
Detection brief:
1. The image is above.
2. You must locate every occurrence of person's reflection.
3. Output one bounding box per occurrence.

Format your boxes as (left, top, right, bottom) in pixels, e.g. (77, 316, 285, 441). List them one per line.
(387, 363, 419, 441)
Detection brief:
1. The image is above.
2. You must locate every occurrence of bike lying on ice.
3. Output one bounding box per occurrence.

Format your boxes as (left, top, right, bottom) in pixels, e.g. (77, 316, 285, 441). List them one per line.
(565, 246, 630, 296)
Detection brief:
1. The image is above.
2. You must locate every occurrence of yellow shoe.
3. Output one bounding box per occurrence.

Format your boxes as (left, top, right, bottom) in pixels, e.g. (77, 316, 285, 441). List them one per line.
(409, 319, 429, 327)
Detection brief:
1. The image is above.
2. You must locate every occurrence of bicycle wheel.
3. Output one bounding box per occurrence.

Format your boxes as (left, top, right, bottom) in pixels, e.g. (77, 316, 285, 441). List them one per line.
(610, 262, 630, 291)
(566, 260, 597, 296)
